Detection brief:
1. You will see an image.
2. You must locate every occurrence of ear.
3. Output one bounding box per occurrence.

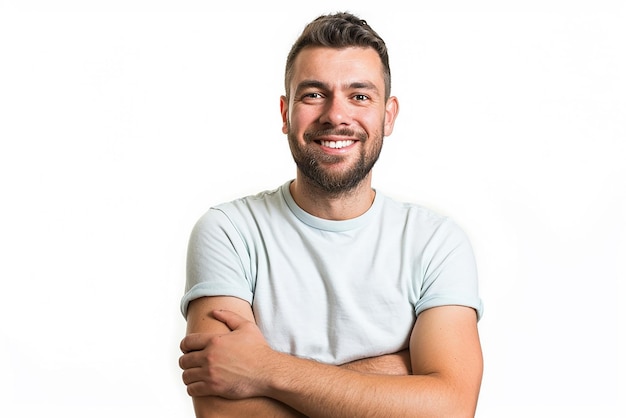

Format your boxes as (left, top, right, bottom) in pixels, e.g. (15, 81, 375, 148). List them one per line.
(383, 96, 399, 137)
(280, 95, 289, 134)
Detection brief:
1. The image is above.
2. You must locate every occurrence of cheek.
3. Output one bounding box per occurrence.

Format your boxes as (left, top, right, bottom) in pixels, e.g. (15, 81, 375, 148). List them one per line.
(361, 112, 384, 134)
(288, 109, 313, 133)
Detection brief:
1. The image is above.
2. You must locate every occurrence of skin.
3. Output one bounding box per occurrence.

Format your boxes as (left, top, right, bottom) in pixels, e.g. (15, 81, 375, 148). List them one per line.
(281, 46, 399, 221)
(182, 297, 413, 417)
(179, 46, 483, 417)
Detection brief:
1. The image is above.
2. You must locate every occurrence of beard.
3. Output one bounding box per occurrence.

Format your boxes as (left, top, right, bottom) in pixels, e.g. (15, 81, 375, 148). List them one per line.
(287, 125, 384, 195)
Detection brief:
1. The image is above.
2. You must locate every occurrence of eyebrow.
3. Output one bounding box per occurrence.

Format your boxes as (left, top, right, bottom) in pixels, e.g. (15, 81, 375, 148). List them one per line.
(294, 79, 379, 95)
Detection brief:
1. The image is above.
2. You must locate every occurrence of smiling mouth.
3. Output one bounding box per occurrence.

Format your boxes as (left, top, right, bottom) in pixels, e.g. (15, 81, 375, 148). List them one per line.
(318, 140, 355, 149)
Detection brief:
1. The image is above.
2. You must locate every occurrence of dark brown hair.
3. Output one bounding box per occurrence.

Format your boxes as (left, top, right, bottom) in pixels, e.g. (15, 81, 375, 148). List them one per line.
(285, 12, 391, 100)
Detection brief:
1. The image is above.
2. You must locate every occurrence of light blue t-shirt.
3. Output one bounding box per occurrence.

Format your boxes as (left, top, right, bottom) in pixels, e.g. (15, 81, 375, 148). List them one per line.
(181, 181, 483, 365)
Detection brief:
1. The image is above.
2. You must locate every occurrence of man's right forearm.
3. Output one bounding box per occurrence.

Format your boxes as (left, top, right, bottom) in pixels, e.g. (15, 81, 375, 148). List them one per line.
(191, 351, 411, 417)
(182, 298, 410, 417)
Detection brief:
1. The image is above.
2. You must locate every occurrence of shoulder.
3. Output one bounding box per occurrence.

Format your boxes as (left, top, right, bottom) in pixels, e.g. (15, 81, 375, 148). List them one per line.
(219, 184, 285, 215)
(192, 183, 289, 238)
(378, 193, 459, 230)
(376, 193, 472, 251)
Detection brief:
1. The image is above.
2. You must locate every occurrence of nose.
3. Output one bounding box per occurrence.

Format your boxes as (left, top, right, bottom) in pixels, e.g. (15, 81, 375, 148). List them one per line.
(319, 96, 351, 126)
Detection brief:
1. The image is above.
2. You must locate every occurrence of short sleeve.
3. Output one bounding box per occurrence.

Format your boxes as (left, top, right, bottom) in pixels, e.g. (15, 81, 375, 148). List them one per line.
(414, 219, 484, 320)
(180, 208, 254, 318)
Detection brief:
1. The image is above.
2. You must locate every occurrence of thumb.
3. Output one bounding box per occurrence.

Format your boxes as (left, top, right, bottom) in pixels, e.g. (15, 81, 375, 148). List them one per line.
(212, 309, 249, 331)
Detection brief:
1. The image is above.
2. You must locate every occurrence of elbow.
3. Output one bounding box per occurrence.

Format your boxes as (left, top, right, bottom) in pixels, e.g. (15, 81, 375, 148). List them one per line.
(434, 397, 477, 418)
(450, 405, 478, 418)
(448, 388, 481, 418)
(433, 379, 481, 418)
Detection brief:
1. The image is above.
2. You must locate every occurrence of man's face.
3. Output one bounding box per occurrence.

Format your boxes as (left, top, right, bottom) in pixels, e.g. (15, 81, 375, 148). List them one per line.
(281, 46, 398, 194)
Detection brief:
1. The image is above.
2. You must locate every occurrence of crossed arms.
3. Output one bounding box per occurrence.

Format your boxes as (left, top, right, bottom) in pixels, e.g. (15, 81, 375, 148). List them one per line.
(179, 296, 483, 418)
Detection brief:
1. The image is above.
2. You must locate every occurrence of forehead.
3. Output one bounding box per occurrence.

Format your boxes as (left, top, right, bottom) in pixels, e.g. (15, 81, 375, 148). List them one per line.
(290, 46, 384, 90)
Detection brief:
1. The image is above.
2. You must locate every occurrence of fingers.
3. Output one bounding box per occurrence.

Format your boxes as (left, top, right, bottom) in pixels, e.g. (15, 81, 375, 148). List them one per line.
(212, 309, 249, 331)
(180, 362, 200, 384)
(180, 332, 211, 354)
(178, 341, 230, 398)
(178, 311, 266, 399)
(180, 310, 243, 353)
(180, 364, 214, 397)
(179, 349, 201, 370)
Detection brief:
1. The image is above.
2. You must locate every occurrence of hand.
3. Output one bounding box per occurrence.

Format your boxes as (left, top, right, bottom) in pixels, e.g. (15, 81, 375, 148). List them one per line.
(179, 310, 275, 399)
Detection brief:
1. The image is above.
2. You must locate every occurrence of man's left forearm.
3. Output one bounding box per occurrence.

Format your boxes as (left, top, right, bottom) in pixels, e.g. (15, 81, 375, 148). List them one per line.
(261, 351, 476, 418)
(340, 349, 412, 375)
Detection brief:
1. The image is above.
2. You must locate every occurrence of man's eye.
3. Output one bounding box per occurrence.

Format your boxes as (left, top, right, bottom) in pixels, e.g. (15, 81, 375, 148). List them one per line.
(304, 92, 323, 99)
(354, 94, 369, 101)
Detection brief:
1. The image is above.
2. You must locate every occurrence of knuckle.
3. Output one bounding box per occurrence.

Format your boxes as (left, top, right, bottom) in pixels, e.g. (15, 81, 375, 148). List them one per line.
(207, 334, 223, 347)
(179, 336, 190, 353)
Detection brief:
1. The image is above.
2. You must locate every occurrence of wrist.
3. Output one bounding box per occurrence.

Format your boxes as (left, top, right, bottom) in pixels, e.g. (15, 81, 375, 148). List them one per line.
(259, 350, 298, 397)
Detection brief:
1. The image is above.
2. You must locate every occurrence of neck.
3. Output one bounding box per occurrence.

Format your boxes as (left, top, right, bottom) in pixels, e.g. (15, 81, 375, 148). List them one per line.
(289, 173, 376, 221)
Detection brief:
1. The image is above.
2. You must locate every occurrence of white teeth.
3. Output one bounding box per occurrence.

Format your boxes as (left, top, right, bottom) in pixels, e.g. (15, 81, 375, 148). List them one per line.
(320, 140, 354, 149)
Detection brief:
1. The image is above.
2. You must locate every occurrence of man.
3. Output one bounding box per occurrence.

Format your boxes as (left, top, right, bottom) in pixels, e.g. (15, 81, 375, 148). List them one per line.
(179, 12, 483, 417)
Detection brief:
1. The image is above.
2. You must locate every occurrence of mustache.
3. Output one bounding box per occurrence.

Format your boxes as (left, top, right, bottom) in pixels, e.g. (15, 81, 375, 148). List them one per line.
(303, 128, 367, 142)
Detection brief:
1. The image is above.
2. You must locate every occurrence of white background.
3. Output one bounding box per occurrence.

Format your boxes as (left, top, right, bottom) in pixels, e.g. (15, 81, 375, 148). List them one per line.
(1, 1, 624, 417)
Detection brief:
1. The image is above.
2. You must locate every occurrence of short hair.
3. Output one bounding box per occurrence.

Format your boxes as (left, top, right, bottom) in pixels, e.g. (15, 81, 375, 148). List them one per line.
(284, 12, 391, 100)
